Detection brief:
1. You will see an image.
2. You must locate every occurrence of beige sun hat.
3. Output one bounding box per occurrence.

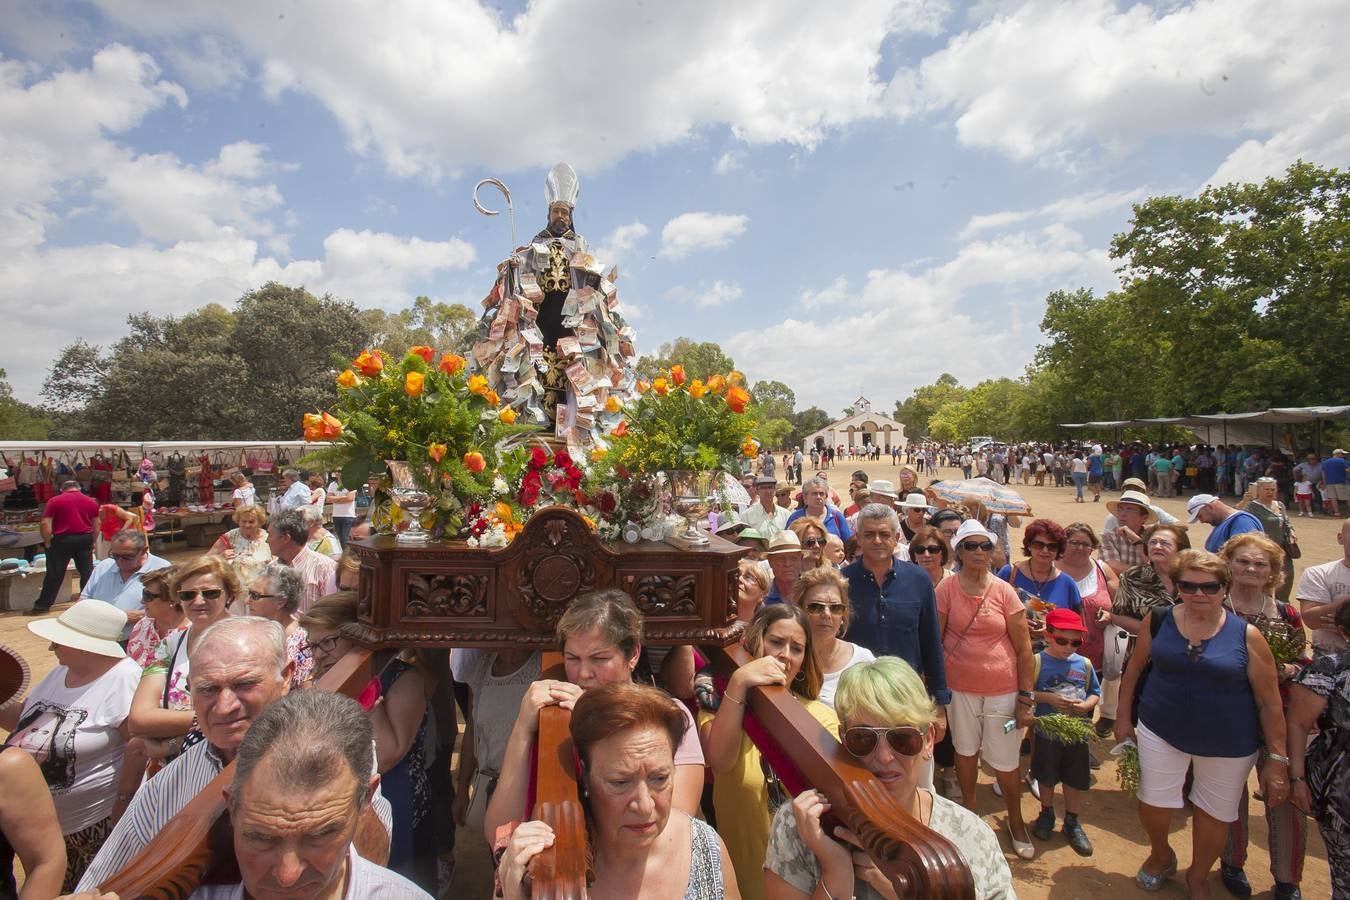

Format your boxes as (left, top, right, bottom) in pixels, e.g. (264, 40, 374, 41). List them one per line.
(27, 599, 127, 659)
(766, 530, 803, 555)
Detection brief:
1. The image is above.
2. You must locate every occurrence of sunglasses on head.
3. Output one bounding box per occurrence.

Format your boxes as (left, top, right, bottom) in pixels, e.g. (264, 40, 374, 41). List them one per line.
(177, 588, 224, 602)
(911, 545, 943, 555)
(1177, 580, 1224, 596)
(842, 725, 925, 758)
(959, 541, 994, 553)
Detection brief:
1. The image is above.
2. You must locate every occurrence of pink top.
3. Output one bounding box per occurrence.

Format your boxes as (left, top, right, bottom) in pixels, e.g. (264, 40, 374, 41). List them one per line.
(936, 576, 1024, 695)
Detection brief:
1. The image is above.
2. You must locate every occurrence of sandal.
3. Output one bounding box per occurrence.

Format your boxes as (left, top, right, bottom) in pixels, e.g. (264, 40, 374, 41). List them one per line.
(1136, 852, 1177, 892)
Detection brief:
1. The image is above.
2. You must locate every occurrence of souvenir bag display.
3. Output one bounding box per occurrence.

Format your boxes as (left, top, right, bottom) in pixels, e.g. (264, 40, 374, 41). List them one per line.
(0, 454, 15, 494)
(32, 454, 55, 503)
(73, 450, 93, 487)
(109, 451, 134, 493)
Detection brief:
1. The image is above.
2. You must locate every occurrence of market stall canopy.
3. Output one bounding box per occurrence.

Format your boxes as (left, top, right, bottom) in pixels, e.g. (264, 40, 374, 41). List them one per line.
(1060, 404, 1350, 429)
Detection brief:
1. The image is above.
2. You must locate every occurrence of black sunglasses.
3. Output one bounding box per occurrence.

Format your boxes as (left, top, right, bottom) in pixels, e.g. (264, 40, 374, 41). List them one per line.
(246, 590, 279, 602)
(1177, 580, 1224, 596)
(1052, 636, 1083, 648)
(959, 541, 994, 553)
(842, 725, 925, 759)
(801, 538, 826, 548)
(911, 545, 943, 555)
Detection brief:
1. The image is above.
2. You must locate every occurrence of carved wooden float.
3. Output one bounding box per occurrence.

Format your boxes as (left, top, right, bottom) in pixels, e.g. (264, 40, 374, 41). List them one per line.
(103, 505, 972, 898)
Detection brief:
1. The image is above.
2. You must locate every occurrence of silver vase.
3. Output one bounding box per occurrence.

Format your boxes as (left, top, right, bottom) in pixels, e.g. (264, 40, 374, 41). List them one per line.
(386, 460, 432, 543)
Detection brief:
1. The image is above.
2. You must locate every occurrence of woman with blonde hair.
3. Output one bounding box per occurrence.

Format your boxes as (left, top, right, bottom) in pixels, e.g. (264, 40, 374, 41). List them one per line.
(789, 516, 830, 571)
(736, 558, 771, 624)
(765, 658, 1015, 898)
(700, 604, 836, 900)
(794, 566, 875, 709)
(208, 505, 271, 613)
(1217, 532, 1311, 898)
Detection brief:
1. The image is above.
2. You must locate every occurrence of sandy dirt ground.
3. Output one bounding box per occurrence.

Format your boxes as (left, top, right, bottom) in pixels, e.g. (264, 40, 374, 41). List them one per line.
(2, 459, 1340, 897)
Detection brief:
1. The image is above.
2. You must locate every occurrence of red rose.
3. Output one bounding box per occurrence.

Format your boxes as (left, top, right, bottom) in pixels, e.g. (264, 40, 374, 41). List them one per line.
(574, 489, 589, 507)
(530, 447, 550, 469)
(615, 464, 629, 480)
(520, 484, 540, 506)
(565, 465, 583, 489)
(523, 469, 542, 490)
(598, 491, 617, 514)
(553, 450, 573, 469)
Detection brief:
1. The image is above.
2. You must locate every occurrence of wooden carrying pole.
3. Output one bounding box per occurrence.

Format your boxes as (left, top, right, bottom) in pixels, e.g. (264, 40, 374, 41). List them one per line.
(98, 647, 378, 899)
(709, 643, 976, 900)
(525, 651, 590, 899)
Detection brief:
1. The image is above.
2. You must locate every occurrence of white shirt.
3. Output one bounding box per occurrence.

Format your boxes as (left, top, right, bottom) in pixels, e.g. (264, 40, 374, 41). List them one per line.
(739, 501, 790, 538)
(279, 480, 313, 509)
(328, 480, 356, 518)
(1296, 558, 1350, 653)
(13, 658, 141, 833)
(817, 643, 876, 708)
(231, 485, 256, 507)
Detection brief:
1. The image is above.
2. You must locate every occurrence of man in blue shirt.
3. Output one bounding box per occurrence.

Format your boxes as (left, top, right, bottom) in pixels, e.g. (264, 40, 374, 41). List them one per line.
(80, 529, 170, 638)
(1188, 493, 1264, 553)
(1320, 448, 1348, 518)
(842, 504, 950, 715)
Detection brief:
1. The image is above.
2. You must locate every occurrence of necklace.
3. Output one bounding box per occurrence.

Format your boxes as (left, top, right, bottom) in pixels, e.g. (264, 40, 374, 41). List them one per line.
(1177, 605, 1226, 662)
(1023, 562, 1055, 598)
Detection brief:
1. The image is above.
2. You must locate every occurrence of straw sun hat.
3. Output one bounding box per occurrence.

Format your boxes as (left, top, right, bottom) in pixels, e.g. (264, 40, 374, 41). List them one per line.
(27, 599, 128, 659)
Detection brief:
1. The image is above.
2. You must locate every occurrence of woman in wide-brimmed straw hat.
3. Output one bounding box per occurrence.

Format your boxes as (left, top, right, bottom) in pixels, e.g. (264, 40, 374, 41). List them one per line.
(0, 600, 146, 891)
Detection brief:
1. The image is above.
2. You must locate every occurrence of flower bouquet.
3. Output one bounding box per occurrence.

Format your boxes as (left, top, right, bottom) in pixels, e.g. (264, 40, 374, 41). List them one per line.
(299, 346, 531, 539)
(589, 366, 758, 544)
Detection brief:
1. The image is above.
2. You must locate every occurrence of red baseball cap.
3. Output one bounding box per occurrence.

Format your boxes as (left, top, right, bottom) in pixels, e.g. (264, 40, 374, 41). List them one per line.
(1045, 608, 1087, 632)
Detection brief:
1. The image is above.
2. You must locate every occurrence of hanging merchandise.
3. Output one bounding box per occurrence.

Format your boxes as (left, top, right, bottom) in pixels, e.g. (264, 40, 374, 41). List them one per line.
(90, 452, 113, 503)
(32, 453, 55, 503)
(73, 451, 93, 487)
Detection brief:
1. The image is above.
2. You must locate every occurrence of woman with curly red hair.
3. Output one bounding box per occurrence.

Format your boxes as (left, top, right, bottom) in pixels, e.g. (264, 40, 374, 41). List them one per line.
(997, 519, 1085, 639)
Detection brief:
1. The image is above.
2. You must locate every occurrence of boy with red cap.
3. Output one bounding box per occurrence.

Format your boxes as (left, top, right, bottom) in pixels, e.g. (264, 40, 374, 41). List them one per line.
(1030, 607, 1100, 856)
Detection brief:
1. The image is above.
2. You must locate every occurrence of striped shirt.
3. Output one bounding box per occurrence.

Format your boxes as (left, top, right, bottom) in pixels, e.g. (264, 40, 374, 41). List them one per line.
(77, 741, 394, 891)
(287, 546, 338, 613)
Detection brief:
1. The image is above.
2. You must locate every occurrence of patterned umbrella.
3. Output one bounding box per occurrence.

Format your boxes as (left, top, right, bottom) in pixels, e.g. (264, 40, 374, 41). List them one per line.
(927, 477, 1032, 515)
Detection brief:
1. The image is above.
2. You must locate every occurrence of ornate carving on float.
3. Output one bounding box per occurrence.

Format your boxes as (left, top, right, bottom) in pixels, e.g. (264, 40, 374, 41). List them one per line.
(624, 573, 698, 615)
(404, 572, 491, 618)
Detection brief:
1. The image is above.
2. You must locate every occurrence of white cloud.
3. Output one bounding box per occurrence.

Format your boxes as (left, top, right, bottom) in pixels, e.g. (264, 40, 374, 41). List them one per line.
(595, 221, 649, 265)
(666, 280, 744, 309)
(658, 212, 749, 260)
(724, 225, 1118, 411)
(90, 0, 945, 176)
(713, 150, 744, 176)
(0, 229, 477, 401)
(911, 0, 1350, 184)
(958, 187, 1146, 239)
(164, 34, 248, 92)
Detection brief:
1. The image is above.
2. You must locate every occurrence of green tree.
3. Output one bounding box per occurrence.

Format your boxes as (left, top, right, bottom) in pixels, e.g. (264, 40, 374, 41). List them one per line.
(754, 417, 794, 451)
(41, 339, 105, 413)
(0, 370, 51, 439)
(789, 406, 832, 447)
(636, 338, 736, 381)
(364, 296, 478, 359)
(892, 373, 968, 438)
(750, 380, 795, 423)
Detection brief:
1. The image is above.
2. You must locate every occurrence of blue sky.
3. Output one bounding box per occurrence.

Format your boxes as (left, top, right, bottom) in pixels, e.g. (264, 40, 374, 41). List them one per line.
(3, 0, 1347, 418)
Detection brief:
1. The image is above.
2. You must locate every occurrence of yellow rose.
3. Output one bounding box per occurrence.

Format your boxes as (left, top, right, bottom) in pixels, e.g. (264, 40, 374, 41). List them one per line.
(404, 371, 425, 397)
(499, 407, 518, 424)
(336, 369, 358, 389)
(467, 374, 489, 395)
(604, 395, 622, 413)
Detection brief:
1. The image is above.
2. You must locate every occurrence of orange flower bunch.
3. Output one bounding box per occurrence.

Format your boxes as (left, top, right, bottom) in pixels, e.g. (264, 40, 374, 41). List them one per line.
(302, 412, 344, 441)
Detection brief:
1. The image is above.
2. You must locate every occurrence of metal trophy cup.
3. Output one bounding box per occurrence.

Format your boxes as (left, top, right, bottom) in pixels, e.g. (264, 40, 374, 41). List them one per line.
(386, 461, 432, 544)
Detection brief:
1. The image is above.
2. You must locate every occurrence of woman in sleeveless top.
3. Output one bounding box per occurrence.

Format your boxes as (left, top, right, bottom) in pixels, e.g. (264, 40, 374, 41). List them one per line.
(1115, 550, 1289, 898)
(0, 746, 65, 900)
(498, 682, 738, 900)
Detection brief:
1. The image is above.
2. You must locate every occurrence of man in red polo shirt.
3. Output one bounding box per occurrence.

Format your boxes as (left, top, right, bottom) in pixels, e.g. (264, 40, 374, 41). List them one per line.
(29, 480, 99, 614)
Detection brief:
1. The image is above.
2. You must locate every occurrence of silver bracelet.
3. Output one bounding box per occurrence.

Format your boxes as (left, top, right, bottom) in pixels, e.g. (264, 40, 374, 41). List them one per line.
(818, 880, 853, 900)
(722, 692, 745, 706)
(1266, 752, 1291, 766)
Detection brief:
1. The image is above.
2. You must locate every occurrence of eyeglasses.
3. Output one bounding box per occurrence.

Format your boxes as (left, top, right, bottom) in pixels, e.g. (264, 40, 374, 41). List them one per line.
(959, 541, 994, 553)
(801, 538, 826, 548)
(1052, 636, 1083, 648)
(1065, 540, 1094, 550)
(1028, 540, 1060, 551)
(301, 634, 342, 655)
(1176, 580, 1225, 596)
(177, 588, 224, 602)
(110, 552, 142, 562)
(842, 725, 925, 758)
(911, 545, 943, 555)
(1146, 539, 1177, 549)
(805, 601, 845, 617)
(246, 590, 279, 601)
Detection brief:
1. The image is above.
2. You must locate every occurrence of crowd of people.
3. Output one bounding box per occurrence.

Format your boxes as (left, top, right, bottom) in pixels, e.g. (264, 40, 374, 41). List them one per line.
(0, 441, 1347, 899)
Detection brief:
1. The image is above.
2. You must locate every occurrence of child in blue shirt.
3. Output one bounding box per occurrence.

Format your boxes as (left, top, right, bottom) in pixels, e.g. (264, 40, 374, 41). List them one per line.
(1030, 608, 1100, 856)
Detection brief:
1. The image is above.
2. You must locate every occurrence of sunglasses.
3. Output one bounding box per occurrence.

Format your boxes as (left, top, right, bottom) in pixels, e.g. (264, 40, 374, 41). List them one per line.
(959, 541, 994, 553)
(1028, 540, 1060, 551)
(110, 552, 142, 562)
(141, 591, 161, 603)
(805, 602, 845, 617)
(246, 590, 279, 602)
(911, 545, 943, 555)
(1052, 636, 1083, 648)
(1177, 580, 1225, 596)
(842, 725, 925, 758)
(178, 588, 225, 602)
(801, 538, 826, 548)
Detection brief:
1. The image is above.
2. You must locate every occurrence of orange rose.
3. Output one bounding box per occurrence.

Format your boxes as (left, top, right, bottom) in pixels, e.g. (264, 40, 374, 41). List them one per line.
(635, 380, 650, 395)
(590, 447, 608, 461)
(336, 369, 358, 389)
(467, 374, 489, 396)
(652, 377, 668, 396)
(741, 438, 759, 458)
(438, 353, 466, 376)
(484, 389, 501, 407)
(706, 374, 725, 394)
(353, 350, 383, 376)
(428, 442, 447, 462)
(669, 364, 687, 386)
(612, 419, 628, 437)
(726, 386, 750, 413)
(728, 370, 745, 386)
(463, 451, 486, 473)
(404, 371, 425, 397)
(320, 412, 343, 439)
(688, 379, 707, 399)
(301, 413, 323, 441)
(409, 345, 434, 364)
(604, 395, 622, 413)
(498, 407, 517, 424)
